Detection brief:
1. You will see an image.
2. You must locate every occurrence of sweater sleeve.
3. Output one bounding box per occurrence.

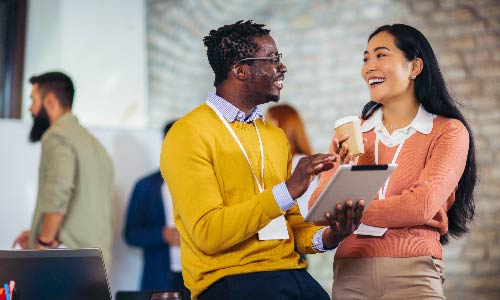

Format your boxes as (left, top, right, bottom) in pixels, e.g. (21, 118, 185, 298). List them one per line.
(161, 121, 284, 256)
(361, 119, 469, 228)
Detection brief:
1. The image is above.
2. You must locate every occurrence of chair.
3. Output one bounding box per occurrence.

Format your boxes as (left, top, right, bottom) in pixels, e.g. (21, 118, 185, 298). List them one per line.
(115, 290, 185, 300)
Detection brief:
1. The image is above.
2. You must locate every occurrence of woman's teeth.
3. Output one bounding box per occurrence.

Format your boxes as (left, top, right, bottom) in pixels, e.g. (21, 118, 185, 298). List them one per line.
(368, 78, 385, 86)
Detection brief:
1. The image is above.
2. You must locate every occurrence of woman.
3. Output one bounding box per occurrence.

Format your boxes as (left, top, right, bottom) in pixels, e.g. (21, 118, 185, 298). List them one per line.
(309, 24, 477, 299)
(266, 104, 315, 216)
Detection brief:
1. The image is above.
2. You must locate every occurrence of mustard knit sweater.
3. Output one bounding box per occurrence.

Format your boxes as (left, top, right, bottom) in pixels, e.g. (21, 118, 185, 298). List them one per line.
(160, 104, 322, 300)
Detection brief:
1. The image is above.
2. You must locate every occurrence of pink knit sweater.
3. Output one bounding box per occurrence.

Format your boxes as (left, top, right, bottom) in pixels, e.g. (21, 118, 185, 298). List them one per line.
(309, 116, 469, 259)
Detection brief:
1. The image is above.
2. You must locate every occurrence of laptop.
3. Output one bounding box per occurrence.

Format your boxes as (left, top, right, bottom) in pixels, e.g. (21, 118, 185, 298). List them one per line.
(0, 248, 111, 300)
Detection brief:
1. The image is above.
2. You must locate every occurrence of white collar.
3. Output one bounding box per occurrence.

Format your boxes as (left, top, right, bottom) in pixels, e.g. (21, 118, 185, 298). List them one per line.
(361, 104, 434, 134)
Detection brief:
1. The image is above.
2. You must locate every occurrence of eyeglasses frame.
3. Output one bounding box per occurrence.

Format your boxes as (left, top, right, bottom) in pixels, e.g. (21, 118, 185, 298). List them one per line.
(234, 53, 283, 66)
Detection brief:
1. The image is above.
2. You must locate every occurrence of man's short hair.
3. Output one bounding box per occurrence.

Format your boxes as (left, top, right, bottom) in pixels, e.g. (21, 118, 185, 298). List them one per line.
(29, 72, 75, 109)
(203, 20, 270, 86)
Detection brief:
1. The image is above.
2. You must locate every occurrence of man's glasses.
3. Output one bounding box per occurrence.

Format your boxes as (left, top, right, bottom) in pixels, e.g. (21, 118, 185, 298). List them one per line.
(235, 53, 283, 66)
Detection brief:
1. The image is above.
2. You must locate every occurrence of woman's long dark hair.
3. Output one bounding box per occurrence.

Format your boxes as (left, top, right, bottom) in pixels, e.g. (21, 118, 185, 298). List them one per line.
(362, 24, 477, 245)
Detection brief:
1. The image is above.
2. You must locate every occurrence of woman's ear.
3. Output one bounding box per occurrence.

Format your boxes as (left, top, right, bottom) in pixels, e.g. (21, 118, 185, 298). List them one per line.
(411, 57, 424, 77)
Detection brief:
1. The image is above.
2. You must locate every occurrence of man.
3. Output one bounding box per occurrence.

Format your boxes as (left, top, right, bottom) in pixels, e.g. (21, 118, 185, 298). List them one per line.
(12, 72, 114, 267)
(124, 120, 189, 298)
(160, 21, 363, 300)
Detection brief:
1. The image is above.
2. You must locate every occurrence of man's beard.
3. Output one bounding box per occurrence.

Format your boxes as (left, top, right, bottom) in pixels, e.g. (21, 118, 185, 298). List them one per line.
(29, 107, 50, 143)
(266, 94, 280, 103)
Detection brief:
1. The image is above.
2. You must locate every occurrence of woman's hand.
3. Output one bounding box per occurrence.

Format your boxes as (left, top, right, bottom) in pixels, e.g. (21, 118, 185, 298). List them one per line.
(332, 135, 367, 164)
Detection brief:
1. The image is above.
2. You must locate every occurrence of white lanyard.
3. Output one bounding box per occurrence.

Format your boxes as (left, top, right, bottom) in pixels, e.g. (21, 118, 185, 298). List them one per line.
(375, 133, 406, 199)
(206, 101, 265, 192)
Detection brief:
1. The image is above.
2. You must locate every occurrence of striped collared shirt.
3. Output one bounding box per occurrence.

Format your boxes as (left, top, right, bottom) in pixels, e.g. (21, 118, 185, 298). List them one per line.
(206, 92, 265, 123)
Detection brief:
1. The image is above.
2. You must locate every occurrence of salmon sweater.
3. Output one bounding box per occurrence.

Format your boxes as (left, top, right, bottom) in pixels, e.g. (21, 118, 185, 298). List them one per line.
(309, 115, 469, 260)
(161, 104, 323, 300)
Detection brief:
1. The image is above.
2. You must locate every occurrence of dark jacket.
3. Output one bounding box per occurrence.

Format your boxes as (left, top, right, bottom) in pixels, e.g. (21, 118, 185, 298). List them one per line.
(124, 171, 185, 291)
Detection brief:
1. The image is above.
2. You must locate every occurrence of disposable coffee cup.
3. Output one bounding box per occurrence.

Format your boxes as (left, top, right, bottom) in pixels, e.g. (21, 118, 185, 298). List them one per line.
(334, 116, 364, 157)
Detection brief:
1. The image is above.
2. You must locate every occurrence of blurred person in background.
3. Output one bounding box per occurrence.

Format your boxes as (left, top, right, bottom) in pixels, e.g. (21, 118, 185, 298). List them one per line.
(266, 104, 316, 216)
(124, 119, 189, 298)
(12, 71, 114, 267)
(309, 24, 477, 299)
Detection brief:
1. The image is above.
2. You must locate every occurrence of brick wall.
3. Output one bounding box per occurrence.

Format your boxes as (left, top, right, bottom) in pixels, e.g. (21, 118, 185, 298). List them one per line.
(147, 0, 500, 299)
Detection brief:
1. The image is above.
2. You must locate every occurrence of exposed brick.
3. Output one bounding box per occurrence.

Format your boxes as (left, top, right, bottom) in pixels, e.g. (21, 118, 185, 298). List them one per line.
(446, 35, 477, 49)
(481, 80, 500, 97)
(478, 5, 500, 18)
(430, 11, 451, 24)
(476, 33, 500, 48)
(439, 52, 462, 67)
(463, 276, 500, 290)
(449, 81, 480, 97)
(472, 261, 500, 275)
(439, 0, 457, 10)
(459, 291, 500, 300)
(489, 244, 500, 260)
(446, 22, 487, 37)
(463, 50, 494, 65)
(467, 228, 498, 244)
(464, 246, 487, 261)
(412, 1, 437, 13)
(445, 260, 472, 275)
(450, 6, 476, 21)
(443, 67, 468, 80)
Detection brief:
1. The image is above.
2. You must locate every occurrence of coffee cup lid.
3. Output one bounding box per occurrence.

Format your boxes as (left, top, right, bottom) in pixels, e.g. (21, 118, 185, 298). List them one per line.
(334, 116, 360, 128)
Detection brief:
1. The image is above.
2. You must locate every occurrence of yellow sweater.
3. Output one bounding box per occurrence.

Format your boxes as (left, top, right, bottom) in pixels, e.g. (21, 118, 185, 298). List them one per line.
(160, 104, 322, 299)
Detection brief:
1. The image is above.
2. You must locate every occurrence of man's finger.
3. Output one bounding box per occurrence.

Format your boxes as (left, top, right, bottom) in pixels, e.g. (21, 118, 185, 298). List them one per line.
(354, 199, 365, 226)
(344, 199, 354, 225)
(335, 202, 345, 226)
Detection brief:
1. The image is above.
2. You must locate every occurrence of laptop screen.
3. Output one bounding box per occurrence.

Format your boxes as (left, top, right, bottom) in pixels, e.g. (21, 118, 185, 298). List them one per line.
(0, 248, 111, 300)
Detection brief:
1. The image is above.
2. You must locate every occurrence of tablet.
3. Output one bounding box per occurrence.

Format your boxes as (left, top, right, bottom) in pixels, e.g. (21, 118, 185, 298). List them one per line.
(304, 164, 397, 223)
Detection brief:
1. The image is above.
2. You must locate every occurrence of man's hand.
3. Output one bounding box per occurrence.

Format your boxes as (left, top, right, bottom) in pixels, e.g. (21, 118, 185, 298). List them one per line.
(12, 230, 30, 249)
(163, 227, 181, 246)
(286, 154, 338, 199)
(322, 199, 364, 250)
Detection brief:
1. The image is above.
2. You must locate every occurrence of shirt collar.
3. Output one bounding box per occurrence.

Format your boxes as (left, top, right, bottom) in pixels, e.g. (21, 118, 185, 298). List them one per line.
(361, 104, 434, 134)
(206, 92, 265, 123)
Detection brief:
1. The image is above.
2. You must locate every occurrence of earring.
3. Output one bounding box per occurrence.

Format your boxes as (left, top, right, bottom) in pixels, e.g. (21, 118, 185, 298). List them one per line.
(411, 75, 416, 80)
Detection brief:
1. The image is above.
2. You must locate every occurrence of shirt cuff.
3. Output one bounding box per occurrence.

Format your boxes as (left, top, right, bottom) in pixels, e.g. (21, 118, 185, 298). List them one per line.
(312, 227, 335, 252)
(272, 182, 295, 212)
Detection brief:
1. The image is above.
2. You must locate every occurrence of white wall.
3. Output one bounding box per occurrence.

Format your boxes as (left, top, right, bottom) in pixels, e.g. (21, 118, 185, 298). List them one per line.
(22, 0, 148, 128)
(0, 119, 163, 296)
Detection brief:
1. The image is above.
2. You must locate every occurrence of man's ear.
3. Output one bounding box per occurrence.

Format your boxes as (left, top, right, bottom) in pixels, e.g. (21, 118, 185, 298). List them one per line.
(43, 92, 58, 113)
(230, 64, 247, 81)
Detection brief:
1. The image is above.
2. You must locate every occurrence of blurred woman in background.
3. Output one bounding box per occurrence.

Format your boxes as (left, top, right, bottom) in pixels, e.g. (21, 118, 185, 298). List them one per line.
(266, 104, 315, 216)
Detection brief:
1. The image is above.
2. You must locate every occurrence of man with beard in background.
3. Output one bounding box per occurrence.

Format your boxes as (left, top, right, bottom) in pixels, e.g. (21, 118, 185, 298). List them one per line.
(12, 72, 114, 267)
